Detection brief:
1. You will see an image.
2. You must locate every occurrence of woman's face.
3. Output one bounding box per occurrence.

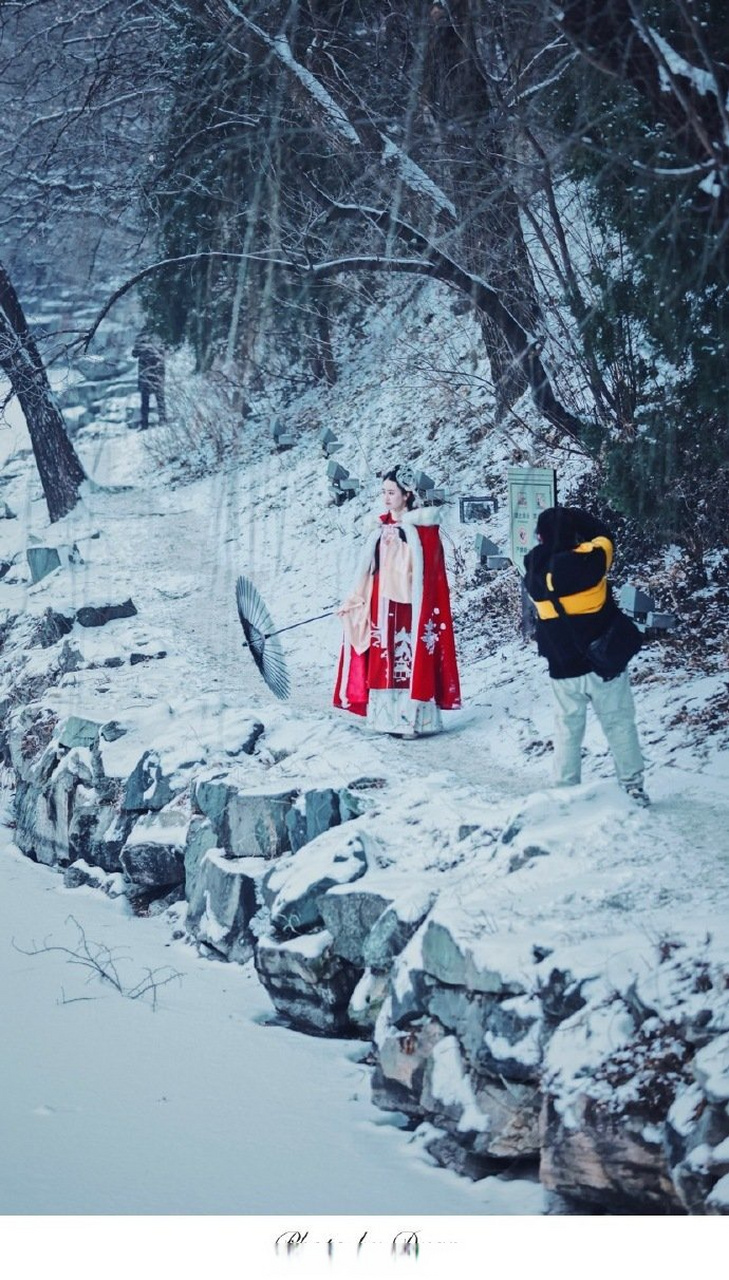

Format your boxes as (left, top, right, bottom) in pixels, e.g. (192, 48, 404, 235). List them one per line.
(382, 479, 408, 518)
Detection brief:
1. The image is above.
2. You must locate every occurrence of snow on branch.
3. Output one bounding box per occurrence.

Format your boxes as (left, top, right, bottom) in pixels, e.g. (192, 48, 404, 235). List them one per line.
(380, 138, 456, 219)
(82, 209, 584, 444)
(647, 28, 719, 100)
(215, 0, 360, 147)
(212, 0, 455, 220)
(82, 249, 292, 349)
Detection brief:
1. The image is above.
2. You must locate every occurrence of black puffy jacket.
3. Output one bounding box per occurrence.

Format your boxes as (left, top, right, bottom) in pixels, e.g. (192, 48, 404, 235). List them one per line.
(524, 509, 618, 679)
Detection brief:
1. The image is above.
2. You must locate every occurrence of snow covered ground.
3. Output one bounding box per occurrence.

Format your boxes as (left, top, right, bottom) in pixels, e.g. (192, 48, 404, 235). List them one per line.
(0, 833, 543, 1216)
(1, 283, 727, 1259)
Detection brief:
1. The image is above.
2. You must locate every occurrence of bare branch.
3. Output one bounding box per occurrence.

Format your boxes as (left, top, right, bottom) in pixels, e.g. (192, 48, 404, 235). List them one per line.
(13, 915, 183, 1008)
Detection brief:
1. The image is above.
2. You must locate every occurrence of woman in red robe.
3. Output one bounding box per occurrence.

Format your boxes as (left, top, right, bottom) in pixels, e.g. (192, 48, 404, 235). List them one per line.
(333, 466, 461, 735)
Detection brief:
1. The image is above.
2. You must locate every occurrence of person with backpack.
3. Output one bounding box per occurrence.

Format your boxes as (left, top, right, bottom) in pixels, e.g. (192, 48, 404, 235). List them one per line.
(523, 506, 648, 805)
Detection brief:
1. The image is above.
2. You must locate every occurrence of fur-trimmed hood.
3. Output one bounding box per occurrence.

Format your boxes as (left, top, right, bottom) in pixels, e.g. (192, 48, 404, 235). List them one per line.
(363, 506, 443, 533)
(401, 506, 442, 527)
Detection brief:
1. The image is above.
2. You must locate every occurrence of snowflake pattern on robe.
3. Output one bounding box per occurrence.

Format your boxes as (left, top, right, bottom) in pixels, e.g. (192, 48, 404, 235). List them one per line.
(393, 627, 413, 681)
(421, 614, 441, 655)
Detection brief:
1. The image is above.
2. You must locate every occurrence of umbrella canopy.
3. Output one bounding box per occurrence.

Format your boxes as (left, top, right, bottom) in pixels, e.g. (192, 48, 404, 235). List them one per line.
(235, 575, 291, 700)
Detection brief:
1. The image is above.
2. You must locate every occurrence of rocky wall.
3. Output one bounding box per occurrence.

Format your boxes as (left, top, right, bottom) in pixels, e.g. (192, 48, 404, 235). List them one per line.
(4, 698, 729, 1215)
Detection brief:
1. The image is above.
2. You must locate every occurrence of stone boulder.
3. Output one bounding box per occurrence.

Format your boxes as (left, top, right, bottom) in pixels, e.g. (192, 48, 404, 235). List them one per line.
(261, 826, 369, 936)
(320, 887, 391, 965)
(348, 970, 390, 1033)
(284, 783, 370, 853)
(120, 807, 190, 891)
(8, 712, 136, 871)
(254, 929, 361, 1035)
(539, 1092, 682, 1213)
(372, 1016, 446, 1118)
(304, 787, 340, 842)
(186, 846, 266, 963)
(363, 891, 436, 973)
(666, 1036, 729, 1214)
(75, 598, 137, 628)
(426, 985, 543, 1084)
(539, 996, 691, 1213)
(193, 774, 296, 858)
(14, 747, 94, 866)
(81, 806, 134, 873)
(7, 704, 61, 785)
(58, 716, 105, 751)
(420, 1035, 541, 1161)
(419, 918, 530, 996)
(32, 610, 75, 648)
(123, 749, 179, 813)
(184, 816, 219, 907)
(26, 541, 81, 584)
(63, 859, 125, 898)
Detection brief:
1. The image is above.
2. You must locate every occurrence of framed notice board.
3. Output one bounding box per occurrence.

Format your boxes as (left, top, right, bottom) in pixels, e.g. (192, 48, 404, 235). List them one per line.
(507, 467, 557, 576)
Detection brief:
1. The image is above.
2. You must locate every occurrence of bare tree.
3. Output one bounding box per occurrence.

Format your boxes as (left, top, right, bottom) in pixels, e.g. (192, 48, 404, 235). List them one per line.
(0, 260, 86, 521)
(0, 1, 169, 520)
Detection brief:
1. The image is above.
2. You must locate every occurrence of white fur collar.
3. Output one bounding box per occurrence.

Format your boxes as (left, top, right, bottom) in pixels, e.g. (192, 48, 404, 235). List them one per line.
(363, 506, 443, 534)
(401, 506, 442, 527)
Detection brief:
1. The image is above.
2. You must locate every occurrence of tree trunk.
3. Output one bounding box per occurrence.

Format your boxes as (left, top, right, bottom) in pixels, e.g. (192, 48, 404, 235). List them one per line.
(311, 286, 337, 387)
(0, 262, 86, 523)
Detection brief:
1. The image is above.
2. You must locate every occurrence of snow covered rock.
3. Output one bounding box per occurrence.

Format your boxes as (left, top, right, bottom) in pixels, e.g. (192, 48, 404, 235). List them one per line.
(6, 704, 60, 783)
(319, 886, 391, 965)
(63, 859, 125, 898)
(284, 783, 368, 852)
(426, 985, 543, 1084)
(419, 917, 530, 996)
(665, 1041, 729, 1214)
(29, 609, 75, 648)
(304, 787, 340, 841)
(14, 748, 93, 866)
(372, 1017, 446, 1119)
(261, 826, 369, 935)
(7, 711, 135, 871)
(120, 807, 189, 891)
(420, 1035, 541, 1161)
(58, 716, 105, 751)
(254, 929, 362, 1035)
(539, 991, 692, 1213)
(183, 816, 218, 906)
(539, 1092, 682, 1213)
(123, 749, 179, 813)
(79, 806, 133, 873)
(192, 773, 296, 858)
(26, 542, 81, 584)
(75, 598, 137, 628)
(371, 915, 545, 1164)
(186, 846, 266, 962)
(348, 970, 390, 1033)
(363, 891, 436, 973)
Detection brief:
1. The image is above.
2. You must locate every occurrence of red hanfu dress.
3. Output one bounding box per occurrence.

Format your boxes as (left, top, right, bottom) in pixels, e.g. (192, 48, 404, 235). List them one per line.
(333, 508, 461, 735)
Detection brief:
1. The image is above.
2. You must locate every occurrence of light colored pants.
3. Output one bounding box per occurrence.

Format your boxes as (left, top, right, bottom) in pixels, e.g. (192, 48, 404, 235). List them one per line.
(550, 670, 644, 787)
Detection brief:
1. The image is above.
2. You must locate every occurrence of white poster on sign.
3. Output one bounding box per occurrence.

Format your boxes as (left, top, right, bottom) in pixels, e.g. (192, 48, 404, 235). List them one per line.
(507, 466, 557, 575)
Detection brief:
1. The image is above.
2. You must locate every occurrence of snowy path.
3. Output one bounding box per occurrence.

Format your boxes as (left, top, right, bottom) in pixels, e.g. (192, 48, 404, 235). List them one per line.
(3, 396, 729, 1222)
(0, 836, 544, 1215)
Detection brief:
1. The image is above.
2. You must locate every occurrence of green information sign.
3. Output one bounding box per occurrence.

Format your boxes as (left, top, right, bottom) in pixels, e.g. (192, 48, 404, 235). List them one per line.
(507, 466, 557, 576)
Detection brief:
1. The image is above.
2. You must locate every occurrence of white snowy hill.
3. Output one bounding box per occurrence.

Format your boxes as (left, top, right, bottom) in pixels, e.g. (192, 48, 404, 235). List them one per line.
(1, 282, 728, 1221)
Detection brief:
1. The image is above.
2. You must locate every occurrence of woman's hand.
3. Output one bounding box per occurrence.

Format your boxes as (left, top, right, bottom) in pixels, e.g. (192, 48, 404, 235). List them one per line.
(337, 595, 364, 617)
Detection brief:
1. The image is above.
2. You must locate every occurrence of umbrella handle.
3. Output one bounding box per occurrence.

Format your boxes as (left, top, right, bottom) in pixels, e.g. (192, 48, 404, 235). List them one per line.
(265, 607, 336, 639)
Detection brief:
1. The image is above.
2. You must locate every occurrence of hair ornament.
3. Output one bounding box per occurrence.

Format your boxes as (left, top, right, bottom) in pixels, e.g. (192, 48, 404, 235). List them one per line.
(394, 464, 417, 493)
